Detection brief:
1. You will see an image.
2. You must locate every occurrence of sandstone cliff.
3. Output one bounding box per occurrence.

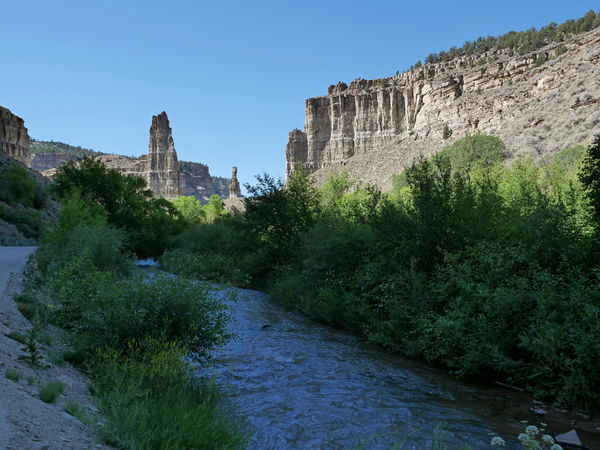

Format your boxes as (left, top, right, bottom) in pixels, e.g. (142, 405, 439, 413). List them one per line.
(0, 106, 29, 164)
(286, 27, 600, 189)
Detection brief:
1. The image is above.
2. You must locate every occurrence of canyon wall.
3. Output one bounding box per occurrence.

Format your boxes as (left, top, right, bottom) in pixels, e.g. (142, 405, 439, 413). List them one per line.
(0, 106, 29, 164)
(286, 27, 600, 189)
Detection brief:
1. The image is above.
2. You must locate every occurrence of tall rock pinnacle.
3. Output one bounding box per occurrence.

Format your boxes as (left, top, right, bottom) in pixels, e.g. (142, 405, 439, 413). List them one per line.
(146, 111, 181, 198)
(229, 166, 241, 198)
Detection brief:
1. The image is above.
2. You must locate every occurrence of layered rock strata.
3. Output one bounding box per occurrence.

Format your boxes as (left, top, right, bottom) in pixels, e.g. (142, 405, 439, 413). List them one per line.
(286, 27, 600, 189)
(0, 106, 29, 164)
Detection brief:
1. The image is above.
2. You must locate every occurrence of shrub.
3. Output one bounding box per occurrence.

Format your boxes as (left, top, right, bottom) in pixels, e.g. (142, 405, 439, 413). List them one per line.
(39, 222, 132, 277)
(92, 340, 245, 449)
(64, 403, 91, 424)
(0, 203, 43, 239)
(39, 380, 65, 403)
(70, 274, 230, 357)
(5, 369, 21, 382)
(0, 165, 36, 206)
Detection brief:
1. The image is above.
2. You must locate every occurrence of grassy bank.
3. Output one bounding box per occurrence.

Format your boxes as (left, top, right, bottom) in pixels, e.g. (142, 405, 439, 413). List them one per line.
(161, 135, 600, 411)
(20, 160, 245, 449)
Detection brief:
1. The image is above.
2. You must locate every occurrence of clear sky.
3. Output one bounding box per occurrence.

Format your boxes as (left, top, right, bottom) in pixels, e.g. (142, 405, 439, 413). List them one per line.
(2, 1, 597, 187)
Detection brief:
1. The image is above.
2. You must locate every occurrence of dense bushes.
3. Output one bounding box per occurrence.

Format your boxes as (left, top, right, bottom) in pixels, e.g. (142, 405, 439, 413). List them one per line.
(29, 186, 242, 448)
(167, 134, 600, 410)
(0, 164, 48, 242)
(52, 158, 182, 257)
(93, 341, 244, 449)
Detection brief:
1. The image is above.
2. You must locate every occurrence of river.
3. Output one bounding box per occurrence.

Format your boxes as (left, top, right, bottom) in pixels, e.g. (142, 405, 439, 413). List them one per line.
(203, 286, 528, 449)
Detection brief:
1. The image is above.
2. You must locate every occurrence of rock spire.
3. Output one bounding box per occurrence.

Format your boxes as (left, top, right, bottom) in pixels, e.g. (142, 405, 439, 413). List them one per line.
(229, 166, 241, 198)
(145, 111, 181, 198)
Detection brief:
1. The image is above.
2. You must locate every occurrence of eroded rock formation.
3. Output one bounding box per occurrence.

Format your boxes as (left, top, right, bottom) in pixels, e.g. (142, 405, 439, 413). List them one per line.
(0, 106, 29, 164)
(145, 112, 180, 198)
(286, 27, 600, 189)
(229, 166, 241, 198)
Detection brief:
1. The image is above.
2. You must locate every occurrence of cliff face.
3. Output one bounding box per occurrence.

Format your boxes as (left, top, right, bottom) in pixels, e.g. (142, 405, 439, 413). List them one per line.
(29, 154, 80, 172)
(0, 106, 29, 164)
(286, 27, 600, 189)
(179, 161, 229, 202)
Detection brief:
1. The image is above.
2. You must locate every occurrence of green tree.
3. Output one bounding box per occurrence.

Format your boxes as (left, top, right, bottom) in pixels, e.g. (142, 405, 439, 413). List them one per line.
(2, 165, 36, 206)
(579, 135, 600, 225)
(172, 196, 206, 224)
(202, 195, 228, 223)
(52, 158, 182, 257)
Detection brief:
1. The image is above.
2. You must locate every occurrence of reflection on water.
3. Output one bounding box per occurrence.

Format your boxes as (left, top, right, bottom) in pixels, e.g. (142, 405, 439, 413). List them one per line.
(203, 287, 522, 449)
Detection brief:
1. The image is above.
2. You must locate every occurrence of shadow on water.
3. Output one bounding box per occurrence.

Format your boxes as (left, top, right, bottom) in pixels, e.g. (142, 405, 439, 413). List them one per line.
(201, 287, 529, 449)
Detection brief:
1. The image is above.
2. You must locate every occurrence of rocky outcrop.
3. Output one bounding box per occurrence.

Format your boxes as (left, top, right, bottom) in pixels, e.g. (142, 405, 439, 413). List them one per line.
(179, 161, 229, 202)
(145, 112, 180, 198)
(29, 154, 80, 172)
(0, 106, 29, 164)
(286, 27, 600, 189)
(229, 166, 241, 198)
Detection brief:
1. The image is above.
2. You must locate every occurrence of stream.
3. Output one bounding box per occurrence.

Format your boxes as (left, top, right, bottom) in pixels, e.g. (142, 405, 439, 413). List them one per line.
(203, 286, 527, 449)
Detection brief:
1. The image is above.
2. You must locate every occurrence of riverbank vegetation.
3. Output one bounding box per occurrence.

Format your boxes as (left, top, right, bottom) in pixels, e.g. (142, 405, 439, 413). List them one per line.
(21, 160, 244, 448)
(162, 135, 600, 411)
(0, 156, 55, 244)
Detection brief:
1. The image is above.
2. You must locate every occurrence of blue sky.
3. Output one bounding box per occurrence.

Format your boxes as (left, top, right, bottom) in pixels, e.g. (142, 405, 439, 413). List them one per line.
(2, 1, 597, 187)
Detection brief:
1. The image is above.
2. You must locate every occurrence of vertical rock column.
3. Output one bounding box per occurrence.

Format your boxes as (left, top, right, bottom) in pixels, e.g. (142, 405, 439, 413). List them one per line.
(229, 166, 241, 198)
(146, 111, 181, 198)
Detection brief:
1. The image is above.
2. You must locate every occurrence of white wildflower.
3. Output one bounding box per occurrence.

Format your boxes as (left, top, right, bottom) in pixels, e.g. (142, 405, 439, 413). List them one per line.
(490, 436, 506, 446)
(518, 433, 531, 444)
(550, 444, 563, 450)
(541, 434, 554, 445)
(525, 425, 540, 436)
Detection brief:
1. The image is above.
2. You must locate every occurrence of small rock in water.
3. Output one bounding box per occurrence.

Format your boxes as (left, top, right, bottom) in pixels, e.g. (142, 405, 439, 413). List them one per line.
(261, 324, 272, 329)
(530, 407, 547, 415)
(555, 429, 583, 447)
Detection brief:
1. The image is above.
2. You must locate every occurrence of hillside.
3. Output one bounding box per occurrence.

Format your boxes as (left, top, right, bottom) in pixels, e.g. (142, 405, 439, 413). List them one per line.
(30, 139, 105, 158)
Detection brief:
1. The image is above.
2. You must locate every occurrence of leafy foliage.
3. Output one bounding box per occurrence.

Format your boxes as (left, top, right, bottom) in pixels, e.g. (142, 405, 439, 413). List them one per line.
(167, 136, 600, 409)
(52, 158, 182, 257)
(92, 340, 245, 449)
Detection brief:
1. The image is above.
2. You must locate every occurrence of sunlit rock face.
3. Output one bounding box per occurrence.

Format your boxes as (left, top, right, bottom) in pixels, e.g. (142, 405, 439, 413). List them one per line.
(286, 27, 600, 189)
(145, 111, 181, 199)
(0, 106, 29, 164)
(229, 166, 241, 198)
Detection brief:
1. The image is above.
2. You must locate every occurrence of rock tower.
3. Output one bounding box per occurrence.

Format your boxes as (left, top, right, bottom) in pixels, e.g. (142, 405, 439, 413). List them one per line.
(145, 111, 181, 198)
(229, 166, 241, 198)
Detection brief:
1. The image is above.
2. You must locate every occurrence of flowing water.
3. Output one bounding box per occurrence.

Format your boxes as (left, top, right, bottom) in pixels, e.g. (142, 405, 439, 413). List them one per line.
(204, 287, 527, 449)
